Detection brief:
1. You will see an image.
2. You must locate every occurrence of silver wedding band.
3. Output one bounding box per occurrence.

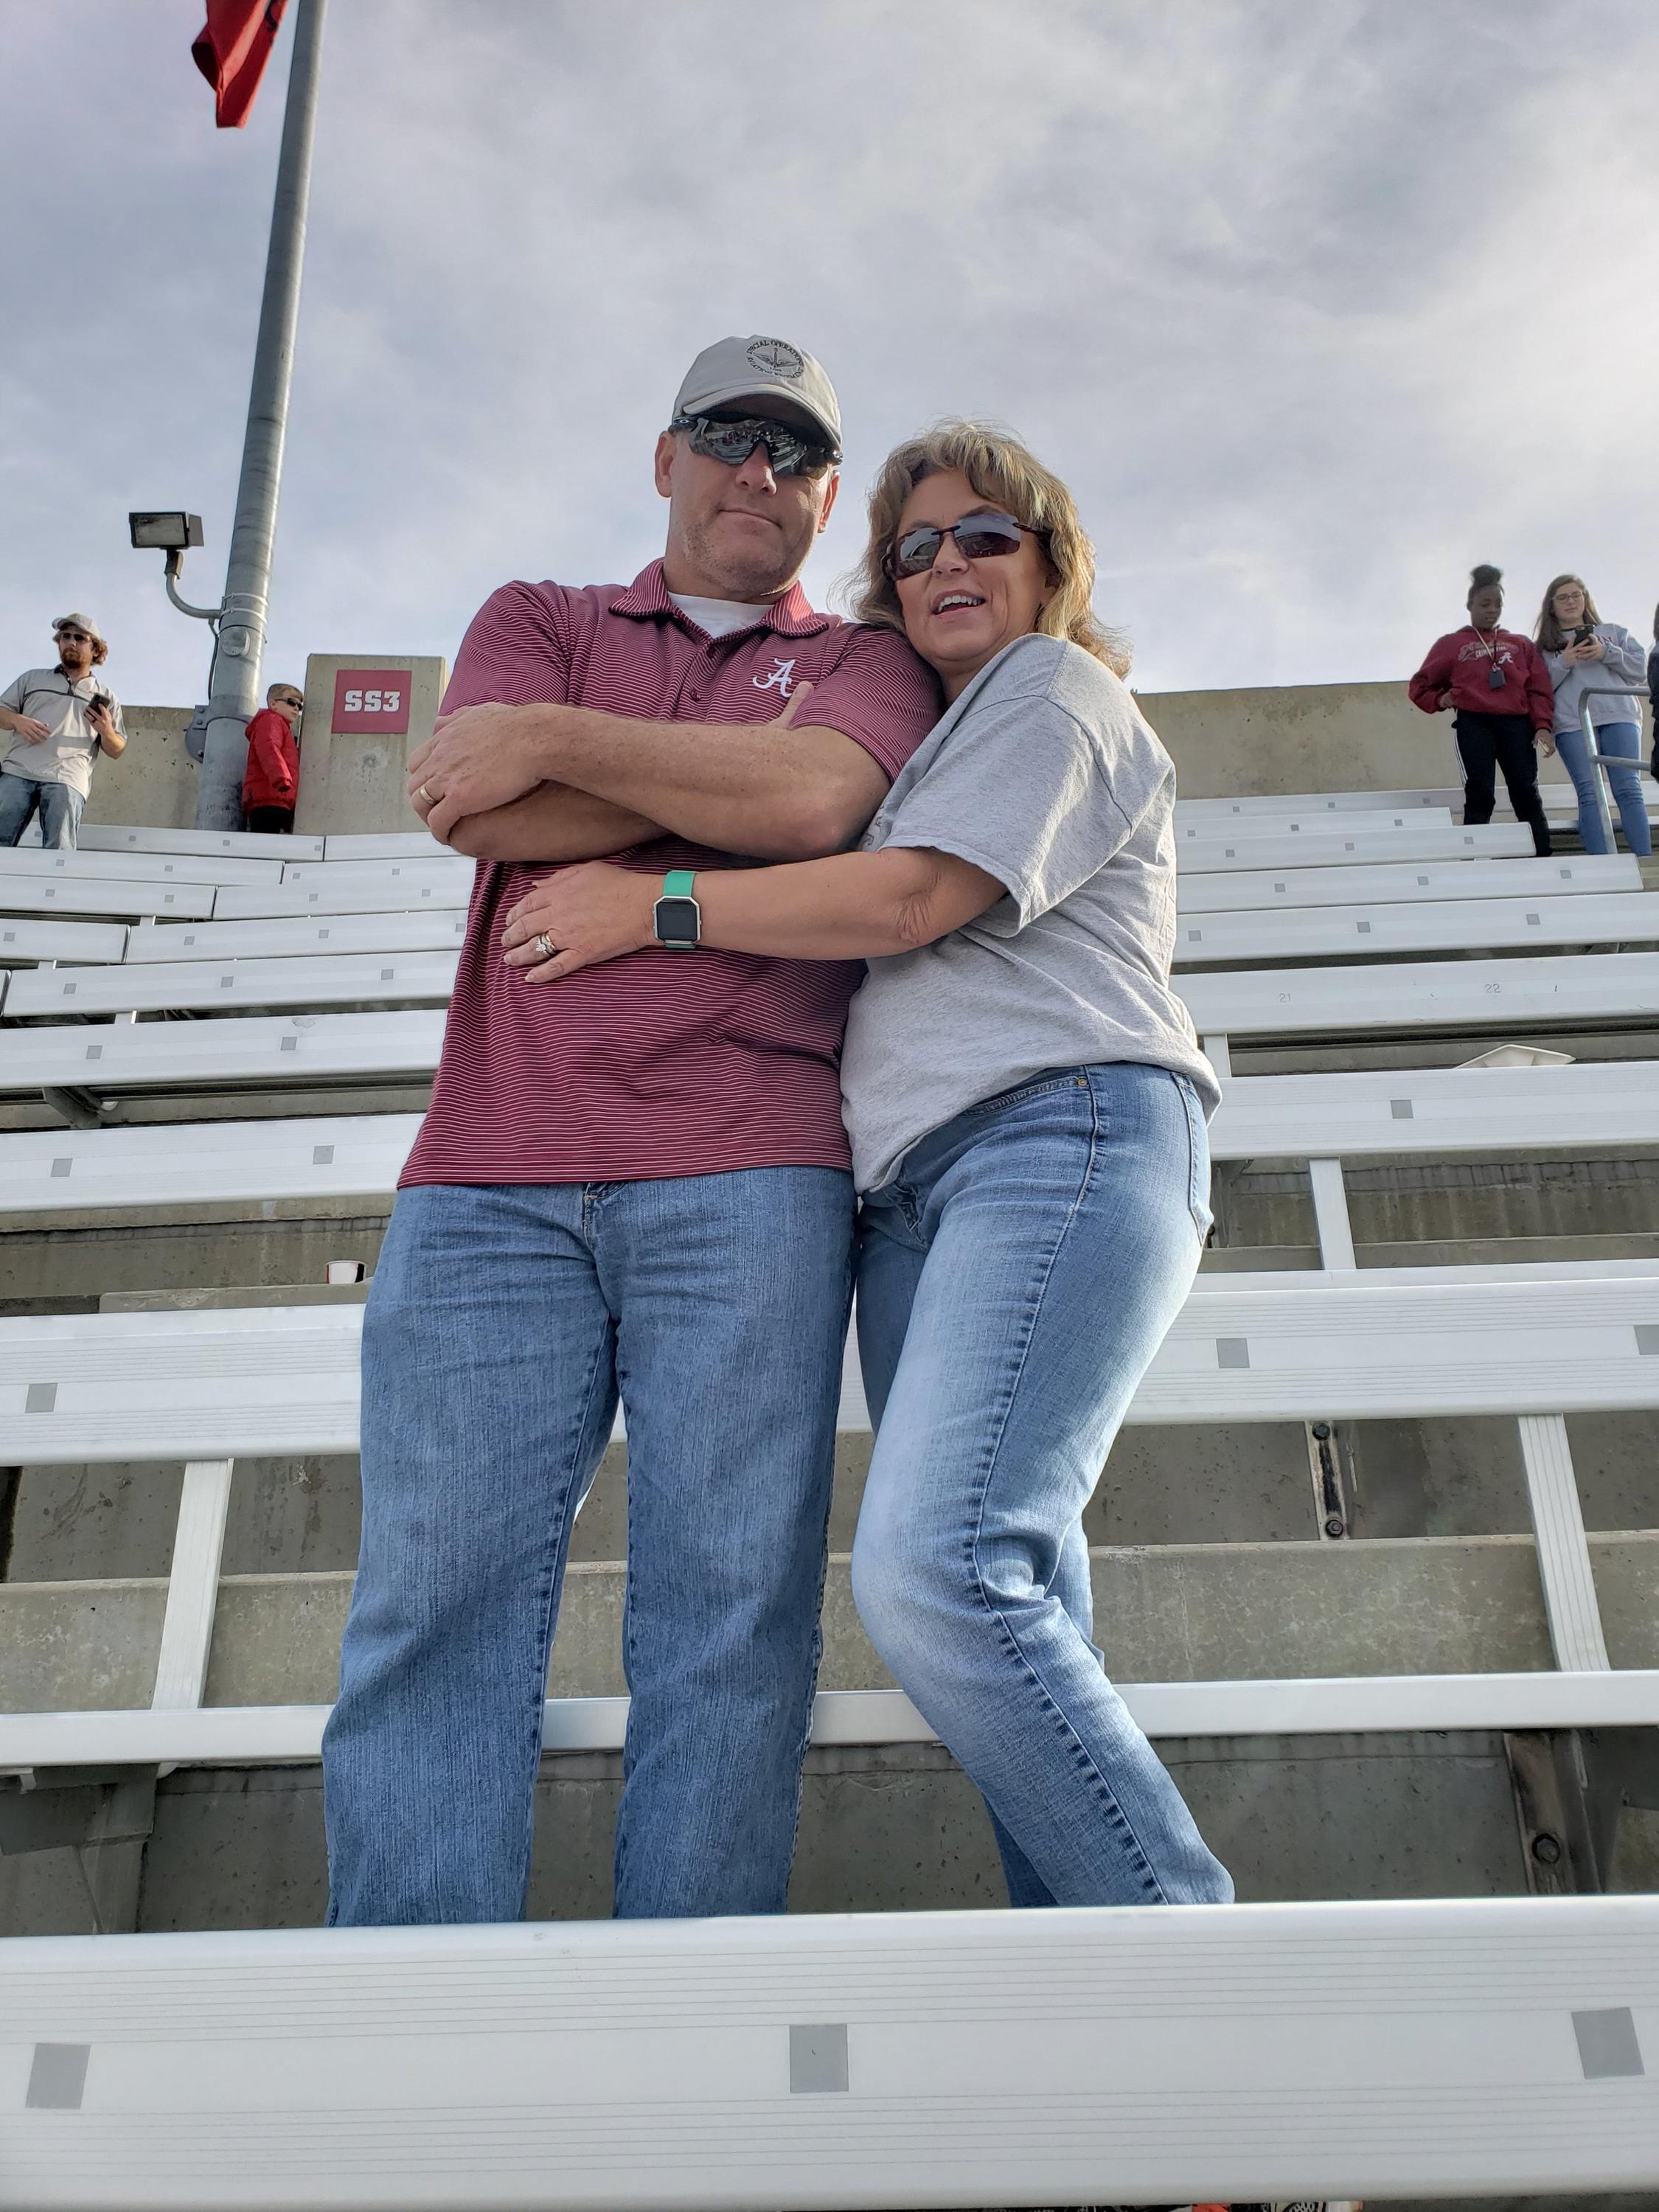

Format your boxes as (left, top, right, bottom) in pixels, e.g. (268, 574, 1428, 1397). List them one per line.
(535, 933, 555, 961)
(417, 785, 434, 804)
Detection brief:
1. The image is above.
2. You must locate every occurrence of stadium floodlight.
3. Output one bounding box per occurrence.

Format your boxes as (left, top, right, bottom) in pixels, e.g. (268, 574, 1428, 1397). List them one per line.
(128, 511, 204, 553)
(129, 509, 221, 622)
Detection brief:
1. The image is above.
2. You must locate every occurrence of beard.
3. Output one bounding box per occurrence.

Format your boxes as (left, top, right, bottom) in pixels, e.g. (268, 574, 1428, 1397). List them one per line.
(678, 506, 813, 601)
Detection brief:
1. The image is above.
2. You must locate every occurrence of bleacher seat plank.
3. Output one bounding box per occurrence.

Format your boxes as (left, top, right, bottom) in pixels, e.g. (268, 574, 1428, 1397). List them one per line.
(0, 1007, 444, 1095)
(0, 1113, 422, 1212)
(322, 830, 453, 861)
(215, 874, 470, 920)
(1174, 890, 1659, 967)
(125, 911, 470, 962)
(1180, 852, 1639, 914)
(7, 1062, 1658, 1217)
(0, 874, 215, 922)
(0, 918, 129, 967)
(10, 949, 1659, 1099)
(4, 949, 460, 1020)
(1178, 805, 1450, 843)
(280, 855, 475, 886)
(0, 846, 283, 887)
(4, 1274, 1653, 1464)
(1176, 787, 1453, 818)
(1182, 950, 1659, 1043)
(3, 1898, 1655, 2209)
(1211, 1059, 1659, 1162)
(77, 823, 327, 861)
(1178, 823, 1534, 872)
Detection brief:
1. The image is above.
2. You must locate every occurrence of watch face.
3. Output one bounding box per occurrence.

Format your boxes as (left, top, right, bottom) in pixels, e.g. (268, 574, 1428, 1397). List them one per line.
(654, 895, 700, 947)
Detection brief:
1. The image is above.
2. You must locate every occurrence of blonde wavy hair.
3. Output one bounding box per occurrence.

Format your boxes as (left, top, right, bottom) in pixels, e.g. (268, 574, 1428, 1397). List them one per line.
(846, 420, 1129, 676)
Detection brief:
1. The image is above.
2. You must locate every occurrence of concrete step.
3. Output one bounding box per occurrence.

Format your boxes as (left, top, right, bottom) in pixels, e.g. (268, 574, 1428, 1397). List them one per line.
(5, 1531, 1658, 1715)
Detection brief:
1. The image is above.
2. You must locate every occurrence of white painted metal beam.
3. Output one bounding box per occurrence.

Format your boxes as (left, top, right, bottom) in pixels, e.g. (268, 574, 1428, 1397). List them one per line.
(4, 1669, 1659, 1772)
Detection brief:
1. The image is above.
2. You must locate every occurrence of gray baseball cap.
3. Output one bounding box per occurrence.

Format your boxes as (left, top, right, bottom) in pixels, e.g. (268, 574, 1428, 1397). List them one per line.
(53, 611, 105, 647)
(672, 335, 842, 462)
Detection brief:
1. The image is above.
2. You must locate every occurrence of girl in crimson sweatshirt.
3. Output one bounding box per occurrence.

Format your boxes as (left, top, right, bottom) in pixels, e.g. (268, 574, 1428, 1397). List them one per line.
(1408, 563, 1554, 855)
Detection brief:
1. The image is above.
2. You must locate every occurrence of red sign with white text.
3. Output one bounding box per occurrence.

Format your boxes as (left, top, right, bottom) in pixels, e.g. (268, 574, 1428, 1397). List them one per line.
(331, 669, 412, 736)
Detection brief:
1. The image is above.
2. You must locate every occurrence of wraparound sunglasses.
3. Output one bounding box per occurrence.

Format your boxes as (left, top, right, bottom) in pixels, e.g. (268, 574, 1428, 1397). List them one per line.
(670, 412, 838, 478)
(886, 511, 1044, 579)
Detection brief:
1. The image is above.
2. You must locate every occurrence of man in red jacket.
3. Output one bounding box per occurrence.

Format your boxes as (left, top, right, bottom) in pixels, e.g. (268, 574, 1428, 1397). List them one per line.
(240, 681, 303, 830)
(1408, 563, 1554, 855)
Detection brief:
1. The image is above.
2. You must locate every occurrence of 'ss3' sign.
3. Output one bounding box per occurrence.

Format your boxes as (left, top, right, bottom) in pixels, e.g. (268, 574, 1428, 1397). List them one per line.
(331, 669, 412, 736)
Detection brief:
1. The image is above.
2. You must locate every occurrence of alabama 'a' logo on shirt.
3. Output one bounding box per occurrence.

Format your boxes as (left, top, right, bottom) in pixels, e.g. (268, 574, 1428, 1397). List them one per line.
(753, 657, 797, 698)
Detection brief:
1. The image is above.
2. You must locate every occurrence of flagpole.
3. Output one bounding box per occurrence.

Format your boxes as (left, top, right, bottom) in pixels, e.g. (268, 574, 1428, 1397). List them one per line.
(195, 0, 328, 830)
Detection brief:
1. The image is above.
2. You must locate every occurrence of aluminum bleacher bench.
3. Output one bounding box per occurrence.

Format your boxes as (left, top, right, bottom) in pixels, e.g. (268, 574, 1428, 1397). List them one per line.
(0, 1273, 1654, 1793)
(0, 873, 216, 922)
(126, 911, 470, 963)
(1178, 822, 1534, 872)
(322, 830, 452, 861)
(0, 846, 283, 887)
(5, 1893, 1653, 2211)
(0, 918, 128, 967)
(280, 854, 475, 886)
(0, 1007, 445, 1107)
(1176, 787, 1454, 818)
(5, 1055, 1658, 1232)
(214, 872, 471, 920)
(5, 1061, 1659, 1224)
(223, 828, 1543, 917)
(77, 822, 327, 862)
(1173, 889, 1659, 967)
(1180, 851, 1639, 914)
(1177, 804, 1451, 843)
(1184, 950, 1659, 1070)
(9, 953, 1659, 1109)
(3, 950, 460, 1022)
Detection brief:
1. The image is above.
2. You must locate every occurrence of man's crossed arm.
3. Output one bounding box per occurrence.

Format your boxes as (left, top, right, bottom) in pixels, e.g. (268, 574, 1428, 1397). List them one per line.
(408, 689, 888, 866)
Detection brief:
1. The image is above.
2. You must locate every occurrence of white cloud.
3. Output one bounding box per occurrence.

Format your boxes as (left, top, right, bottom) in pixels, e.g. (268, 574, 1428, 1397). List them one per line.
(4, 0, 1656, 713)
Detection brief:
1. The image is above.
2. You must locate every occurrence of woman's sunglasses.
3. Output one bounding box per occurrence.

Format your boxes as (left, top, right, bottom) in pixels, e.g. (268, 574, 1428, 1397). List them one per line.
(886, 512, 1041, 580)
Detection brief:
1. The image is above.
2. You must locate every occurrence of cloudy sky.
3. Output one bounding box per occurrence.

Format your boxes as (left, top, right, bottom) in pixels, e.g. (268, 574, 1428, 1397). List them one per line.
(5, 0, 1658, 711)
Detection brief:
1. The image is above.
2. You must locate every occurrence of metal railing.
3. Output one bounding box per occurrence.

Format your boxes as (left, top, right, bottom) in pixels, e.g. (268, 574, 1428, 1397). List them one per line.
(1570, 681, 1649, 853)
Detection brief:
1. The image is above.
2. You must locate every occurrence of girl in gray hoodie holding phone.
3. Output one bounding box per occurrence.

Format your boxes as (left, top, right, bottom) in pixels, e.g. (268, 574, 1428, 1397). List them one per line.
(1535, 574, 1651, 855)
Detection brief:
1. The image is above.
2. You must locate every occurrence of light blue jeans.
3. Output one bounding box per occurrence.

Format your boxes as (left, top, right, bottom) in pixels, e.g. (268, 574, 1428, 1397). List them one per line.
(322, 1167, 853, 1924)
(0, 771, 85, 849)
(1554, 720, 1651, 855)
(852, 1062, 1233, 1910)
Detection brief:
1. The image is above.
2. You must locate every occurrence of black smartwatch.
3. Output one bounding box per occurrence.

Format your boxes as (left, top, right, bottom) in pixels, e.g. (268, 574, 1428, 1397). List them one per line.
(653, 868, 700, 950)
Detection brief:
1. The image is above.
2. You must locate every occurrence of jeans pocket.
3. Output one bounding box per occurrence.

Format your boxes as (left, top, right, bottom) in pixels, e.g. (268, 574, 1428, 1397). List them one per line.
(1172, 1072, 1214, 1242)
(960, 1067, 1086, 1122)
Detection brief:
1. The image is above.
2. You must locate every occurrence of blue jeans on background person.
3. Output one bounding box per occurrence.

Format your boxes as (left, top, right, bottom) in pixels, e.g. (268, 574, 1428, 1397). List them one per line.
(322, 1166, 853, 1925)
(0, 772, 85, 849)
(852, 1061, 1233, 1912)
(1553, 720, 1652, 855)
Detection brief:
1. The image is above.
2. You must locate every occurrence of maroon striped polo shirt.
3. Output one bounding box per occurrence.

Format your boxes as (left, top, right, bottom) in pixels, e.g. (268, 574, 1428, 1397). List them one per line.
(401, 562, 939, 1186)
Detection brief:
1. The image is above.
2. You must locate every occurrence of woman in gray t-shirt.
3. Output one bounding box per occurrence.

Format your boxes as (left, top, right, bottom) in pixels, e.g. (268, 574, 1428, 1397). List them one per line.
(505, 421, 1231, 1911)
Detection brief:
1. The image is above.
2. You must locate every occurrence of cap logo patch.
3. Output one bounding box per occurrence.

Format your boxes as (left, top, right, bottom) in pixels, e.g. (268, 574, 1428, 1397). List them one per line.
(747, 337, 804, 380)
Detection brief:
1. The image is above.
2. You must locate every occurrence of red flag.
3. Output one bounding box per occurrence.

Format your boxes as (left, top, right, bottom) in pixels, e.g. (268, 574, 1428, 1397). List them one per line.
(192, 0, 289, 129)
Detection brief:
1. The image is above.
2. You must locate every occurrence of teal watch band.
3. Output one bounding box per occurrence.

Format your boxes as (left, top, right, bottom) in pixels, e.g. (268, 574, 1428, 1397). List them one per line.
(653, 869, 700, 950)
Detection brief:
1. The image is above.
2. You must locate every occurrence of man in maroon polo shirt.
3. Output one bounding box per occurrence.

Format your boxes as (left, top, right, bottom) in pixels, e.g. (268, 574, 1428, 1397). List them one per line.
(321, 337, 938, 1926)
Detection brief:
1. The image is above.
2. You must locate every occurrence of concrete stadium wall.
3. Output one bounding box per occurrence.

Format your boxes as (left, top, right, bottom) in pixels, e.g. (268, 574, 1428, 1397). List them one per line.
(96, 675, 1649, 830)
(81, 703, 198, 830)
